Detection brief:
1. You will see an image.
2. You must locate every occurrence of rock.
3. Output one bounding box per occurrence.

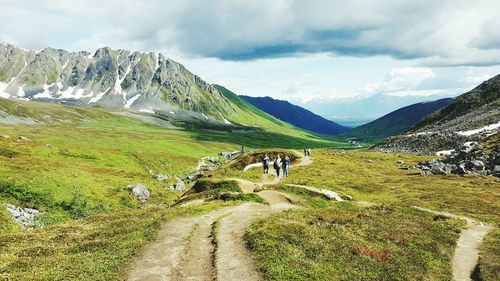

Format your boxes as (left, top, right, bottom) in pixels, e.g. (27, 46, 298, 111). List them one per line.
(220, 151, 243, 161)
(1, 135, 10, 139)
(397, 160, 405, 164)
(4, 203, 42, 230)
(321, 189, 344, 202)
(18, 136, 30, 141)
(341, 195, 353, 201)
(153, 173, 168, 182)
(175, 180, 186, 191)
(127, 184, 150, 202)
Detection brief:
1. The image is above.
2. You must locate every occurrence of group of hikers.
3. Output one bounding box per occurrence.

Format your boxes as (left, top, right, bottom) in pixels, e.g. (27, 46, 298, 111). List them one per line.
(262, 154, 290, 177)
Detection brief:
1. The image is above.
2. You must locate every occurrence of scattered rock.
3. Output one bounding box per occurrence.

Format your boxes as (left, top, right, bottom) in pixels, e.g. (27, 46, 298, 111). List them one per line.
(127, 184, 150, 202)
(220, 151, 244, 161)
(341, 195, 353, 201)
(153, 173, 168, 182)
(1, 134, 10, 139)
(417, 143, 499, 177)
(397, 160, 405, 164)
(321, 189, 344, 202)
(18, 136, 30, 141)
(4, 203, 42, 230)
(167, 180, 186, 192)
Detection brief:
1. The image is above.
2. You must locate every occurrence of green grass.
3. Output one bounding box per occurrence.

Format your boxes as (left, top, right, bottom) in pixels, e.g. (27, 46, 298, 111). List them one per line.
(0, 201, 237, 281)
(478, 229, 500, 281)
(176, 179, 267, 205)
(247, 148, 499, 280)
(248, 205, 464, 281)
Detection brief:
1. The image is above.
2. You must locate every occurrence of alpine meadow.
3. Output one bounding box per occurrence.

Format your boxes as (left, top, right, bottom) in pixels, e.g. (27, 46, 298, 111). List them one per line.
(0, 1, 499, 281)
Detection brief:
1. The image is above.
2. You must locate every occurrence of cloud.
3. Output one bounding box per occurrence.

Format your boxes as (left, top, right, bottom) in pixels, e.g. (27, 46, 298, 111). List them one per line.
(360, 67, 436, 94)
(0, 0, 499, 66)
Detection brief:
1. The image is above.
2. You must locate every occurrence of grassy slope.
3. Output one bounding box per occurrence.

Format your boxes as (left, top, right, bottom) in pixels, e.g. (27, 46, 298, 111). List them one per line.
(0, 97, 346, 279)
(215, 84, 344, 145)
(244, 149, 499, 280)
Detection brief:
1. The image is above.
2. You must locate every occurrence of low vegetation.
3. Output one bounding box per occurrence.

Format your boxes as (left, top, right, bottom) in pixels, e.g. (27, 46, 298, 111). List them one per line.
(0, 202, 236, 281)
(248, 205, 464, 281)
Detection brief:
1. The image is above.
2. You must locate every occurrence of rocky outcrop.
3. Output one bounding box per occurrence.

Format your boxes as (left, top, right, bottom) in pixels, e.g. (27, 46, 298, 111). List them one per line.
(127, 184, 150, 202)
(4, 203, 43, 230)
(153, 173, 169, 182)
(417, 142, 499, 177)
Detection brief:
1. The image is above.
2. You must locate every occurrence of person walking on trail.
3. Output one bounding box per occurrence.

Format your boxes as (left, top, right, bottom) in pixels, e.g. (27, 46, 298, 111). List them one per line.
(282, 156, 290, 177)
(304, 148, 307, 156)
(262, 154, 270, 174)
(307, 148, 312, 156)
(273, 155, 282, 177)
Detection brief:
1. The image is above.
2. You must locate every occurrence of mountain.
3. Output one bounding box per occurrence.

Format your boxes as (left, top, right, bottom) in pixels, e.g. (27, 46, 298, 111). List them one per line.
(298, 92, 459, 126)
(342, 98, 453, 142)
(0, 43, 237, 122)
(373, 75, 500, 154)
(240, 95, 350, 136)
(410, 74, 500, 133)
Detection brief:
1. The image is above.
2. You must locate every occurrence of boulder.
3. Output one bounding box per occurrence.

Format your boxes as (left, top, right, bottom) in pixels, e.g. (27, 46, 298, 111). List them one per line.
(175, 180, 186, 191)
(4, 203, 42, 230)
(321, 189, 344, 202)
(1, 135, 10, 139)
(153, 173, 168, 182)
(397, 160, 405, 164)
(127, 184, 150, 202)
(18, 136, 30, 141)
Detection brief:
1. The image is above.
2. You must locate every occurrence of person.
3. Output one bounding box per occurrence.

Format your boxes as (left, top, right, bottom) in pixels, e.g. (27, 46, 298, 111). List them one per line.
(262, 154, 270, 174)
(273, 155, 282, 177)
(282, 156, 290, 177)
(304, 148, 307, 156)
(307, 148, 312, 156)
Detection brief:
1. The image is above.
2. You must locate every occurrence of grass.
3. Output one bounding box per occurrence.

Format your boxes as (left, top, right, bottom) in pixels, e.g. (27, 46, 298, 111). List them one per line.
(176, 179, 267, 205)
(248, 205, 464, 281)
(478, 229, 500, 281)
(0, 201, 236, 281)
(246, 148, 499, 280)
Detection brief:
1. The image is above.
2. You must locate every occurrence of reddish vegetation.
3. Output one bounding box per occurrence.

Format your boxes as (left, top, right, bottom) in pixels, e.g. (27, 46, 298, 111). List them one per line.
(352, 246, 392, 261)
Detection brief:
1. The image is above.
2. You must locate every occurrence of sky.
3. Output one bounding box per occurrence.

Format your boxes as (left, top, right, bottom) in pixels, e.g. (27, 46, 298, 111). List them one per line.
(1, 0, 500, 105)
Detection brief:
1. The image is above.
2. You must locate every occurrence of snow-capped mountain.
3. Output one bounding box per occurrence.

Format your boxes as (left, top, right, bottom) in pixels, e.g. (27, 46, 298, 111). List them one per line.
(0, 43, 236, 118)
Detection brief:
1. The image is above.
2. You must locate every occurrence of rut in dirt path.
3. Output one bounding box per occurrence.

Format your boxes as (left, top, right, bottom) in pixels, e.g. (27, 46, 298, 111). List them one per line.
(125, 153, 312, 281)
(413, 207, 492, 281)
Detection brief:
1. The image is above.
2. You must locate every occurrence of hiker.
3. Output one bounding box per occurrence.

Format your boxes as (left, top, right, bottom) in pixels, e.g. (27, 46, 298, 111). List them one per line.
(304, 148, 307, 156)
(282, 156, 290, 177)
(273, 155, 282, 177)
(307, 148, 312, 156)
(262, 154, 270, 174)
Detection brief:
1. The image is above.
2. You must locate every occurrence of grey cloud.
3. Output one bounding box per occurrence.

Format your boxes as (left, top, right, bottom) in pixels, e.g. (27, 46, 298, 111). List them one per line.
(0, 0, 499, 66)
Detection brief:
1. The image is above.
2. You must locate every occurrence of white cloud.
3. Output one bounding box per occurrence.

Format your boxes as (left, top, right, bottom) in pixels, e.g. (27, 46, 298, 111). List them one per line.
(360, 67, 436, 94)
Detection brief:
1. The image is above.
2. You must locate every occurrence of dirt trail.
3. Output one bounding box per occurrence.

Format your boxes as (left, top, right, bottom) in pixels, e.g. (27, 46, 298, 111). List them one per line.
(126, 153, 311, 281)
(413, 207, 492, 281)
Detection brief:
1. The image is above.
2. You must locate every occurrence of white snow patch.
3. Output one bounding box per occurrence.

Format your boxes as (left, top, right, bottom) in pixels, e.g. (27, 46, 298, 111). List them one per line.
(243, 162, 263, 171)
(56, 82, 64, 89)
(139, 108, 155, 114)
(223, 118, 232, 125)
(33, 84, 55, 99)
(16, 87, 25, 97)
(73, 88, 86, 99)
(114, 63, 132, 96)
(88, 88, 110, 103)
(436, 149, 455, 156)
(169, 111, 175, 115)
(62, 60, 69, 69)
(0, 78, 15, 98)
(125, 94, 141, 109)
(58, 86, 76, 99)
(202, 113, 209, 120)
(406, 131, 435, 137)
(455, 122, 500, 136)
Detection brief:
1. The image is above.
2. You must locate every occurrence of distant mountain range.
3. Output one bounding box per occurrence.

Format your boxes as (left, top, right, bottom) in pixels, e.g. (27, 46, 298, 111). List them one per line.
(240, 95, 350, 136)
(298, 93, 460, 127)
(342, 98, 454, 141)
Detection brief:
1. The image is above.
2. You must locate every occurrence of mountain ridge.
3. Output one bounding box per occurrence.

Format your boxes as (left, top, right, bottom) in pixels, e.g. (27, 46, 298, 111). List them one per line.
(0, 43, 236, 121)
(240, 95, 350, 136)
